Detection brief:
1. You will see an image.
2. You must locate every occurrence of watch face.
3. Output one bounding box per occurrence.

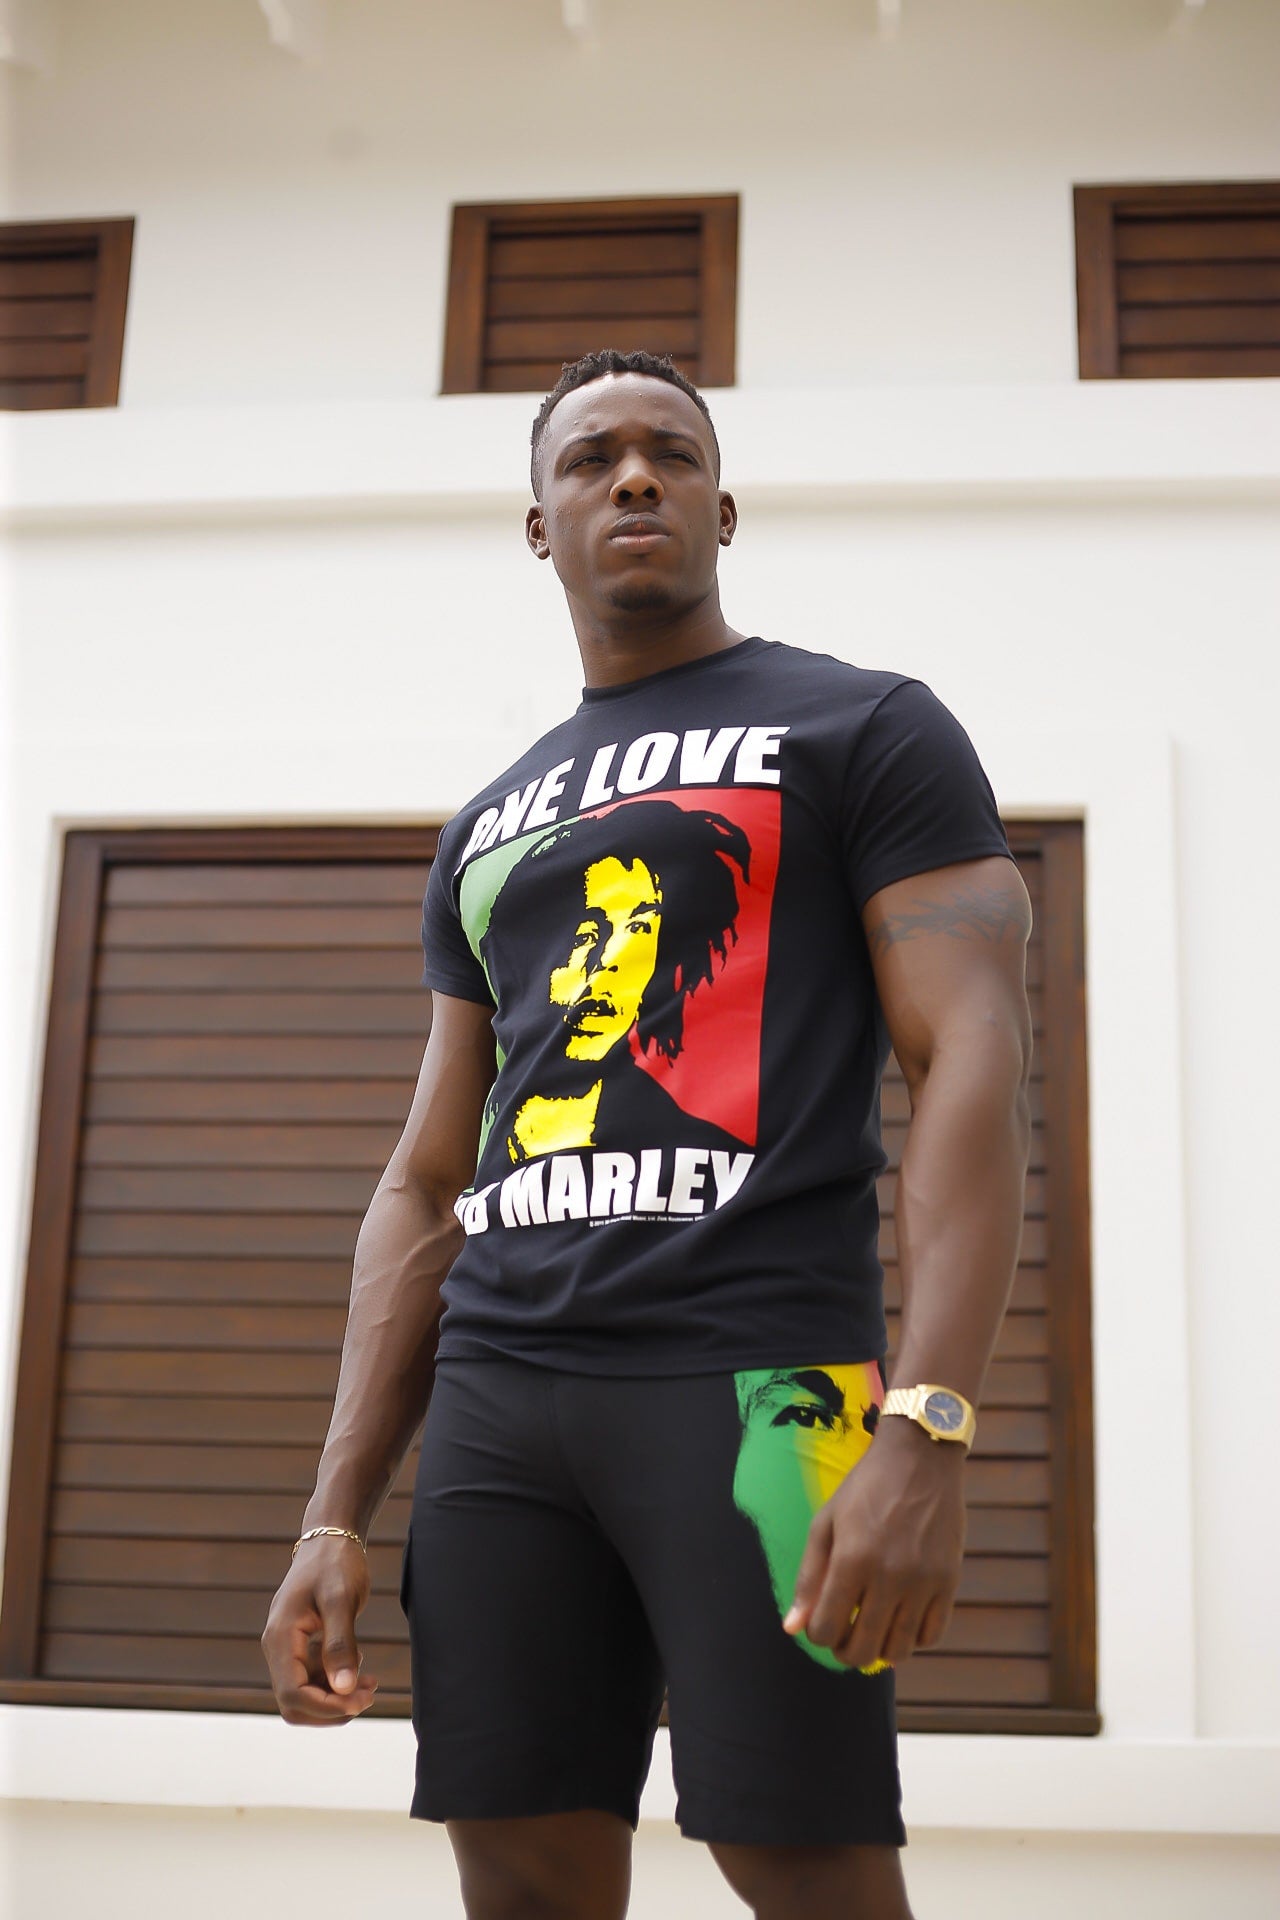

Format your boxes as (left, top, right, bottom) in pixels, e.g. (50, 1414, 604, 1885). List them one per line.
(923, 1391, 966, 1433)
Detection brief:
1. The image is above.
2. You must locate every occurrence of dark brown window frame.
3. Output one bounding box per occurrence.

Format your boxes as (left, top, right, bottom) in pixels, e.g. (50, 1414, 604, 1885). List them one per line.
(0, 216, 134, 409)
(440, 193, 738, 395)
(1, 820, 1094, 1732)
(1074, 179, 1280, 380)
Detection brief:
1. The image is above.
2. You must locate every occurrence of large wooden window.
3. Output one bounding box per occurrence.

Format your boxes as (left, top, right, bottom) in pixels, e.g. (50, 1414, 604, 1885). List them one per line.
(1, 821, 1093, 1731)
(887, 823, 1096, 1733)
(441, 194, 738, 395)
(0, 830, 436, 1712)
(1075, 181, 1280, 379)
(0, 218, 134, 410)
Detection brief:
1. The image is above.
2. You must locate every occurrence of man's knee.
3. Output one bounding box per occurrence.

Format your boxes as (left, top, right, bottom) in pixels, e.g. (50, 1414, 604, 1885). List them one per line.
(707, 1839, 912, 1920)
(447, 1809, 632, 1920)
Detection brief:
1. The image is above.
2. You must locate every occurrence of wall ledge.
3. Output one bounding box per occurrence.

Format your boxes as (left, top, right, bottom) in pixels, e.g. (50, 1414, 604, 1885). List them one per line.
(2, 1708, 1277, 1835)
(2, 383, 1278, 527)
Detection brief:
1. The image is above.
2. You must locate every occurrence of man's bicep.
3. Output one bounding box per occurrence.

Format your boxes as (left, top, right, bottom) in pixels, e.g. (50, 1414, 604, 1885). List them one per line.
(861, 857, 1033, 1090)
(390, 991, 497, 1204)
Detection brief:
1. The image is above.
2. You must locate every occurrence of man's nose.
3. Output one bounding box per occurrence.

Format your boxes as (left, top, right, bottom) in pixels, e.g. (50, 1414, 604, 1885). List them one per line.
(590, 931, 625, 975)
(610, 459, 664, 507)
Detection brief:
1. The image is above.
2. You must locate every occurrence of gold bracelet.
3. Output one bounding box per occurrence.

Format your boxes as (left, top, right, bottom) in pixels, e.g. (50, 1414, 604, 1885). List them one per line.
(292, 1526, 366, 1559)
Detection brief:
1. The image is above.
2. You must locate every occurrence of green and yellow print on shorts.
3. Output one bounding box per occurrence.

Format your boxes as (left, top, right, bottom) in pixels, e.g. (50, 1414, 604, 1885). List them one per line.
(732, 1361, 888, 1675)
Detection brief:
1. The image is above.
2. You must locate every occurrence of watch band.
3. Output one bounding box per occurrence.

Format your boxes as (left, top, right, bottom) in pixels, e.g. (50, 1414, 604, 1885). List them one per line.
(881, 1384, 976, 1449)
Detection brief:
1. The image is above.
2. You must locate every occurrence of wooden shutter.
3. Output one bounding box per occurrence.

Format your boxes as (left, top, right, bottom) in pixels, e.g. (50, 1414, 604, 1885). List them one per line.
(441, 195, 737, 394)
(0, 218, 134, 410)
(886, 823, 1096, 1733)
(1075, 181, 1280, 379)
(0, 829, 437, 1712)
(2, 820, 1094, 1731)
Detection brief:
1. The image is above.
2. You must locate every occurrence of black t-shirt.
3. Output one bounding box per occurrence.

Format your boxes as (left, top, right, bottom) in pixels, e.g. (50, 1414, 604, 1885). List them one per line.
(419, 636, 1011, 1374)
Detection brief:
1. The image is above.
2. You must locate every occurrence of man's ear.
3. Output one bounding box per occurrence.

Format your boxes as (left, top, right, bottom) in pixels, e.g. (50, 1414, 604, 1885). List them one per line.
(718, 491, 738, 548)
(526, 504, 551, 560)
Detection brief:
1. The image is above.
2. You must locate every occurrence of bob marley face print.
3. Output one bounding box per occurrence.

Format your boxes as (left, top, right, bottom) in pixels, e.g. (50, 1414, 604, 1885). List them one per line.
(732, 1362, 889, 1675)
(479, 800, 751, 1161)
(549, 855, 662, 1063)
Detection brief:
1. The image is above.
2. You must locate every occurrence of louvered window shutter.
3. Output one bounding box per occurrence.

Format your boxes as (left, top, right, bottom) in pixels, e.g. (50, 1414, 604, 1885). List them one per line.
(0, 831, 434, 1711)
(442, 196, 737, 394)
(0, 218, 133, 410)
(1076, 182, 1280, 379)
(887, 823, 1096, 1732)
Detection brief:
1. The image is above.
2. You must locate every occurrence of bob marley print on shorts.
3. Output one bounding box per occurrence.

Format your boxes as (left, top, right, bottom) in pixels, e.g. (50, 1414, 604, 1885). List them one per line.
(733, 1361, 889, 1676)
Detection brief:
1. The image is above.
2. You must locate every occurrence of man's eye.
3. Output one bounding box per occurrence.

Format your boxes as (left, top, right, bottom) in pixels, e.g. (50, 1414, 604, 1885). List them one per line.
(627, 916, 655, 934)
(569, 455, 605, 469)
(772, 1403, 834, 1431)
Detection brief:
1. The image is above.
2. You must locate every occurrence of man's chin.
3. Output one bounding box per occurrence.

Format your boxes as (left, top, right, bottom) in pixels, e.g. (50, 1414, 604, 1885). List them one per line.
(605, 580, 680, 615)
(565, 1032, 618, 1062)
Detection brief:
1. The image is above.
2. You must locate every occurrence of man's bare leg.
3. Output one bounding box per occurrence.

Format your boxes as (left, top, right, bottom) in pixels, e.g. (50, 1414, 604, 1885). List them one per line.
(708, 1840, 913, 1920)
(447, 1810, 632, 1920)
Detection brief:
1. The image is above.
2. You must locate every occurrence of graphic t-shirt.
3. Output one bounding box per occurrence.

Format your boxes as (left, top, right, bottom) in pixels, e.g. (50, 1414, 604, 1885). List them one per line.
(419, 637, 1012, 1374)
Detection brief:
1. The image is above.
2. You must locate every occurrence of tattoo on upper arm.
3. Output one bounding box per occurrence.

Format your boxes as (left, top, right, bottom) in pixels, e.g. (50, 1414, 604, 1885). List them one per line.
(867, 884, 1032, 958)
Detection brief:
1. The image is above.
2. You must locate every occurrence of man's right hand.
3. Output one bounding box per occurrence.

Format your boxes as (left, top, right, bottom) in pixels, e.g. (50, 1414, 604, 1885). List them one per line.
(261, 1536, 378, 1725)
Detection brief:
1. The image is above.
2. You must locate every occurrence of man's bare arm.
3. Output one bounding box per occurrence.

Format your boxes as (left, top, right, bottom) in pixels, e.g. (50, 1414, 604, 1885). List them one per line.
(261, 991, 495, 1725)
(787, 855, 1033, 1670)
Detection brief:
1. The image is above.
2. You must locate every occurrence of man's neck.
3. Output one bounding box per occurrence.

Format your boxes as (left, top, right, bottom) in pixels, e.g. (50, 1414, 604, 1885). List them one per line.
(571, 593, 749, 691)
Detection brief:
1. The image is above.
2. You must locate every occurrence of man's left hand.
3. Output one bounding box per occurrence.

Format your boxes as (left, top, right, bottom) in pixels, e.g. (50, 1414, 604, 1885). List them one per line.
(784, 1418, 967, 1670)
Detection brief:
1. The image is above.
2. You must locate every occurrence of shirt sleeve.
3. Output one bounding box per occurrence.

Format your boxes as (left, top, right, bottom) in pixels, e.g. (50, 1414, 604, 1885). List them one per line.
(842, 678, 1013, 911)
(419, 842, 496, 1005)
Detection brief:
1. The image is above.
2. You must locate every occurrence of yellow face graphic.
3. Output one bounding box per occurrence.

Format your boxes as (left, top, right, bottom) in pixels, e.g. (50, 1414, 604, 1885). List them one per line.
(549, 856, 662, 1061)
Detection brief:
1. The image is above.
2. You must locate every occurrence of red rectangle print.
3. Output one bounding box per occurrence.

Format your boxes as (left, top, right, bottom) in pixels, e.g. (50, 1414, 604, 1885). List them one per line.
(590, 785, 780, 1150)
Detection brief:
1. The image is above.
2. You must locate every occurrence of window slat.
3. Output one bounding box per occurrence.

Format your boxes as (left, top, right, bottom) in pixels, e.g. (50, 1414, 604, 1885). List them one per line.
(91, 991, 429, 1037)
(48, 1488, 411, 1543)
(80, 1122, 398, 1170)
(45, 1534, 406, 1590)
(485, 315, 700, 365)
(0, 337, 90, 378)
(0, 254, 97, 297)
(1120, 301, 1280, 348)
(1115, 215, 1280, 262)
(68, 1257, 357, 1305)
(1120, 345, 1280, 378)
(1115, 260, 1280, 305)
(894, 1656, 1051, 1707)
(0, 377, 84, 409)
(58, 1395, 337, 1447)
(41, 1632, 412, 1690)
(488, 230, 701, 280)
(0, 297, 94, 340)
(488, 273, 700, 321)
(82, 1077, 417, 1121)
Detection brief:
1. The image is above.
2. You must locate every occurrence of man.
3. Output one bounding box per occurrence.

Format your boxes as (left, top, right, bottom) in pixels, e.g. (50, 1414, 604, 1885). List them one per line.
(263, 348, 1032, 1920)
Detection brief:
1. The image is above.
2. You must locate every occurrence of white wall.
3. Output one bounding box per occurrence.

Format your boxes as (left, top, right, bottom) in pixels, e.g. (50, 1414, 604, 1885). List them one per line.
(3, 1, 1280, 1912)
(3, 0, 1279, 399)
(3, 1801, 1280, 1920)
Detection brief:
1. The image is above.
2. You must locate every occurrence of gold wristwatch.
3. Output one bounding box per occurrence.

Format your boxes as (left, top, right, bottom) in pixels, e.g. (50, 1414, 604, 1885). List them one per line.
(881, 1384, 976, 1450)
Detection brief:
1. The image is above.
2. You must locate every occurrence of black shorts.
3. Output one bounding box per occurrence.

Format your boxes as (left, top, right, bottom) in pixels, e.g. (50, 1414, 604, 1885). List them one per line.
(401, 1355, 905, 1849)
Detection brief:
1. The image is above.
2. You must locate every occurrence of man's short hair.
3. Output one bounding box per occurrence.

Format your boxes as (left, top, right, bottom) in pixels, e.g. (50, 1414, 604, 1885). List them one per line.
(529, 348, 722, 497)
(481, 799, 749, 1063)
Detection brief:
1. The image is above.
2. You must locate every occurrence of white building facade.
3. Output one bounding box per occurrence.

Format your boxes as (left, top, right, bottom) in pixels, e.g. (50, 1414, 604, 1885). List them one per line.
(2, 3, 1279, 1914)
